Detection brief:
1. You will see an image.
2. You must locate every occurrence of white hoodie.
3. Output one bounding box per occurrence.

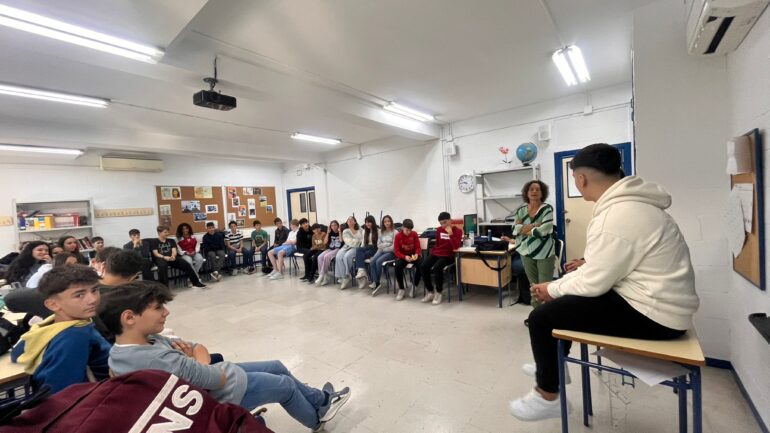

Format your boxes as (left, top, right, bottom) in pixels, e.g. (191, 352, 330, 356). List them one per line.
(547, 176, 699, 331)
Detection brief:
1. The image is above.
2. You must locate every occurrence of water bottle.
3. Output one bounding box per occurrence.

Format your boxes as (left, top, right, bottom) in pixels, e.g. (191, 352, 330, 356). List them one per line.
(18, 214, 26, 231)
(487, 229, 492, 241)
(469, 231, 474, 246)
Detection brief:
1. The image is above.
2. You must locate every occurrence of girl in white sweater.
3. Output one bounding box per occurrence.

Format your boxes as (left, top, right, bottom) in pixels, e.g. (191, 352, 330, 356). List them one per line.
(335, 216, 363, 289)
(368, 215, 396, 295)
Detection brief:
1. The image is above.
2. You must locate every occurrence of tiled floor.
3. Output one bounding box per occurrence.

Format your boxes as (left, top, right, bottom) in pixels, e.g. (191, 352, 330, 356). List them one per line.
(166, 272, 762, 433)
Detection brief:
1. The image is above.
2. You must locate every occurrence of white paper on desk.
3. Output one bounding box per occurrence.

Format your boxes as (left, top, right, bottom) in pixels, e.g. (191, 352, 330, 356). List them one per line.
(723, 189, 746, 257)
(735, 183, 754, 232)
(593, 349, 690, 387)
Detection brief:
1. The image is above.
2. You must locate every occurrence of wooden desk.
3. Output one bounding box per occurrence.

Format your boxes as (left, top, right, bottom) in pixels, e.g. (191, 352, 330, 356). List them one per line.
(454, 245, 516, 308)
(0, 355, 27, 386)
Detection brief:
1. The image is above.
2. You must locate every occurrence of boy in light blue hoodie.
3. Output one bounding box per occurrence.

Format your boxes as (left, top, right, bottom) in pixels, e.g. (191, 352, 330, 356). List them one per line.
(11, 265, 111, 393)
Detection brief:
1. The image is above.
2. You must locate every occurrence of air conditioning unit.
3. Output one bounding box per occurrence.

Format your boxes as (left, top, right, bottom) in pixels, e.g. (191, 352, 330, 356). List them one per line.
(686, 0, 769, 55)
(100, 155, 163, 172)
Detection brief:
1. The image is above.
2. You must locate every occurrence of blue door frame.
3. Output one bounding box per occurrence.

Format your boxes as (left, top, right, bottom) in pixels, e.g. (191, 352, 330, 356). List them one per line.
(286, 187, 315, 222)
(553, 142, 634, 259)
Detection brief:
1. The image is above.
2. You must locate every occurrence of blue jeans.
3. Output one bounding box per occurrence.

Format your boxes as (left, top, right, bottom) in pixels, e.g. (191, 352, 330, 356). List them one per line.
(238, 360, 326, 428)
(370, 250, 394, 284)
(227, 248, 254, 269)
(354, 246, 376, 270)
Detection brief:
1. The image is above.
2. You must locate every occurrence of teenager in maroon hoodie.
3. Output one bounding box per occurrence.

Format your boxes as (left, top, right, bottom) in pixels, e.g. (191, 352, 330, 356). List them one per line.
(393, 219, 422, 301)
(421, 212, 463, 305)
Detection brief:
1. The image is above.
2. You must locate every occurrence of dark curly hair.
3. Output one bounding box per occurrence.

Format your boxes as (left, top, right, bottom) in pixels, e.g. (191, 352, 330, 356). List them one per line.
(176, 223, 194, 239)
(521, 180, 549, 203)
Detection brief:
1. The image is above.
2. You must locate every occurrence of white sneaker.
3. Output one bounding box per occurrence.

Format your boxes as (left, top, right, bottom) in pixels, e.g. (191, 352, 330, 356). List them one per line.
(231, 269, 238, 276)
(320, 275, 329, 286)
(396, 289, 405, 301)
(371, 284, 382, 296)
(315, 275, 323, 285)
(509, 389, 568, 421)
(421, 292, 435, 303)
(340, 277, 351, 290)
(521, 363, 571, 384)
(355, 268, 367, 279)
(270, 272, 284, 280)
(212, 271, 220, 281)
(368, 282, 377, 289)
(432, 292, 443, 305)
(356, 277, 367, 289)
(409, 286, 415, 298)
(268, 270, 278, 277)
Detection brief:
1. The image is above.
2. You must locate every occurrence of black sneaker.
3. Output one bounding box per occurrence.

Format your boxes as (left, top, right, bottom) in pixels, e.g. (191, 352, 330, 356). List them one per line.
(299, 276, 309, 281)
(193, 282, 207, 289)
(318, 387, 350, 422)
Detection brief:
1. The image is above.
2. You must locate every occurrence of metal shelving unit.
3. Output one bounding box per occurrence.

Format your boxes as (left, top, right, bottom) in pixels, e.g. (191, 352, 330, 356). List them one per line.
(13, 199, 95, 251)
(474, 165, 539, 223)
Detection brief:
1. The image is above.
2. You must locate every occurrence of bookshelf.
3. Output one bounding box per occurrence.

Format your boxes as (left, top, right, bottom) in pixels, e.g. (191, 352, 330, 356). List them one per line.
(13, 199, 95, 255)
(474, 165, 539, 223)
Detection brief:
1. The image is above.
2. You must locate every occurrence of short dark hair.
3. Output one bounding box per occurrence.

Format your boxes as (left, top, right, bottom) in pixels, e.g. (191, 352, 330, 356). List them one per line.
(402, 219, 414, 230)
(229, 221, 237, 227)
(206, 222, 215, 228)
(92, 236, 104, 243)
(569, 143, 623, 177)
(156, 225, 168, 233)
(53, 252, 77, 267)
(105, 250, 143, 278)
(253, 220, 262, 226)
(521, 180, 550, 203)
(129, 229, 140, 236)
(438, 212, 451, 221)
(311, 223, 321, 231)
(95, 246, 121, 263)
(274, 218, 282, 224)
(38, 264, 100, 300)
(98, 281, 174, 336)
(299, 218, 309, 225)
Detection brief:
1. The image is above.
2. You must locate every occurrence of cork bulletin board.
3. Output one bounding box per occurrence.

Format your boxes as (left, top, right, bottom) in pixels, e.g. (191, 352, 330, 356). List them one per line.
(731, 128, 765, 291)
(224, 186, 277, 228)
(155, 186, 225, 233)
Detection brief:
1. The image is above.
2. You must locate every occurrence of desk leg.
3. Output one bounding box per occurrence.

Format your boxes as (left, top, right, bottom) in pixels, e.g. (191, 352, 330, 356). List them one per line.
(558, 339, 569, 433)
(497, 255, 503, 308)
(580, 344, 591, 426)
(675, 376, 687, 433)
(692, 367, 702, 433)
(456, 254, 463, 302)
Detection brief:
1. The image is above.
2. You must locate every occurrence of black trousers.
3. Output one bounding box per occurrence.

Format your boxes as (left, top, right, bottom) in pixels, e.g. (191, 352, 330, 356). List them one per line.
(420, 255, 453, 293)
(140, 258, 156, 281)
(528, 290, 685, 393)
(394, 257, 422, 290)
(154, 257, 201, 286)
(303, 250, 323, 279)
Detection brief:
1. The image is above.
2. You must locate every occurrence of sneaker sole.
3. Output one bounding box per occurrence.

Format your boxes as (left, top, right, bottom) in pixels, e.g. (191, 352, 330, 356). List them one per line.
(319, 391, 351, 422)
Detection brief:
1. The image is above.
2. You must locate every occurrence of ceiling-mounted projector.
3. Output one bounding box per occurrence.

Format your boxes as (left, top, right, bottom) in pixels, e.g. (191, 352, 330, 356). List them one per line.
(193, 77, 236, 111)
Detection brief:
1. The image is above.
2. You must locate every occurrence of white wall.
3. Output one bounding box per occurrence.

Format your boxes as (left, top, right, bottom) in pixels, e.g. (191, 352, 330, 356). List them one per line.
(448, 84, 632, 216)
(634, 0, 732, 361)
(726, 7, 770, 426)
(0, 152, 284, 252)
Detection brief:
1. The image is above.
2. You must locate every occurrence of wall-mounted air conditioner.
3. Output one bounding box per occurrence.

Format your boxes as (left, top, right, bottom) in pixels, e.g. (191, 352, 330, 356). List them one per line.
(687, 0, 769, 55)
(100, 155, 163, 172)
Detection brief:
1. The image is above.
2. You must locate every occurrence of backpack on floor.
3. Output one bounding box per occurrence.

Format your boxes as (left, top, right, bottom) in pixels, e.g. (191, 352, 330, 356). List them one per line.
(0, 370, 273, 433)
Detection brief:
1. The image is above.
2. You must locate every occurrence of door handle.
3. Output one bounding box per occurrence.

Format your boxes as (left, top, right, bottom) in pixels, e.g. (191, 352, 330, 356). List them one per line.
(566, 218, 572, 224)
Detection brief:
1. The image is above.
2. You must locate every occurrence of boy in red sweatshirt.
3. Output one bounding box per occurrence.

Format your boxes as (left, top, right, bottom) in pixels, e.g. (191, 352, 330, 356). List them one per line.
(421, 212, 463, 305)
(393, 219, 422, 301)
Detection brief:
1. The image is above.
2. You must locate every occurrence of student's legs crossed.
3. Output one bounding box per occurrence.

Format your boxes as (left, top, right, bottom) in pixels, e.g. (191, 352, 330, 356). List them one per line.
(170, 257, 202, 285)
(528, 290, 686, 394)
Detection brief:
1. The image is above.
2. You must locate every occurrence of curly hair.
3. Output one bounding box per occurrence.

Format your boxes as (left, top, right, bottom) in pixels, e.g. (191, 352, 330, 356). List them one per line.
(521, 180, 549, 203)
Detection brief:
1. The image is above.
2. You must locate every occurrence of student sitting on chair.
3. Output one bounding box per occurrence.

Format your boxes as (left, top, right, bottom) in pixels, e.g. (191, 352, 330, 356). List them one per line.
(225, 221, 254, 276)
(151, 226, 206, 288)
(11, 265, 111, 394)
(354, 216, 379, 289)
(315, 220, 342, 286)
(3, 241, 50, 287)
(100, 281, 351, 431)
(123, 229, 155, 281)
(91, 246, 121, 276)
(368, 215, 396, 296)
(420, 212, 462, 305)
(101, 250, 143, 286)
(264, 218, 290, 274)
(58, 235, 89, 265)
(201, 222, 226, 281)
(393, 219, 422, 301)
(250, 220, 270, 270)
(88, 236, 105, 261)
(267, 219, 299, 280)
(176, 223, 204, 275)
(302, 223, 326, 283)
(335, 216, 363, 289)
(5, 252, 79, 320)
(295, 218, 314, 281)
(509, 143, 699, 421)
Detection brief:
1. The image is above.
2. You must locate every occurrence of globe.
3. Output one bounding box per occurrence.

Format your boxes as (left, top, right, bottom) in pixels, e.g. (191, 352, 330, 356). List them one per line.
(516, 142, 538, 166)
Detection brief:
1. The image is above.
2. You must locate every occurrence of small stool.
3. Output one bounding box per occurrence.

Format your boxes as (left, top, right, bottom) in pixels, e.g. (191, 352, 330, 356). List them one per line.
(552, 329, 705, 433)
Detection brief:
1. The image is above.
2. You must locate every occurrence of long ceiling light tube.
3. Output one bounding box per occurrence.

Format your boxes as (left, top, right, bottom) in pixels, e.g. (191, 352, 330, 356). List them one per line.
(0, 83, 108, 107)
(383, 102, 435, 122)
(0, 144, 84, 156)
(291, 133, 342, 145)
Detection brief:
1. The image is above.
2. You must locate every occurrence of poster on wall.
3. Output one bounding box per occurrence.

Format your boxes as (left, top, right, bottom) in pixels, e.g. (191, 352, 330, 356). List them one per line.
(181, 200, 201, 213)
(243, 187, 254, 195)
(236, 219, 245, 228)
(193, 213, 207, 222)
(266, 205, 273, 213)
(227, 187, 237, 199)
(205, 204, 218, 214)
(161, 187, 181, 200)
(259, 196, 267, 207)
(227, 213, 236, 224)
(232, 197, 240, 207)
(160, 215, 172, 228)
(159, 205, 171, 216)
(238, 205, 247, 217)
(194, 186, 213, 199)
(254, 187, 262, 195)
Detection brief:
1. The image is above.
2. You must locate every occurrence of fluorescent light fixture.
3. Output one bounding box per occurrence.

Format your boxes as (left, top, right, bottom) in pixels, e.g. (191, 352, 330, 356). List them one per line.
(552, 45, 590, 86)
(291, 133, 342, 145)
(383, 102, 435, 122)
(0, 83, 108, 107)
(0, 144, 83, 156)
(0, 4, 164, 63)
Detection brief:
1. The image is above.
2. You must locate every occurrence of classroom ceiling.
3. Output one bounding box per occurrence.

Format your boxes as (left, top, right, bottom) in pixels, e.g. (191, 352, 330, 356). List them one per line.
(0, 0, 652, 163)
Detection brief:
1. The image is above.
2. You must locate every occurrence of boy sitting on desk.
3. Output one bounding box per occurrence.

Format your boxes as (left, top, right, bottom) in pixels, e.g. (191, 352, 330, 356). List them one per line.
(99, 280, 351, 431)
(11, 265, 111, 394)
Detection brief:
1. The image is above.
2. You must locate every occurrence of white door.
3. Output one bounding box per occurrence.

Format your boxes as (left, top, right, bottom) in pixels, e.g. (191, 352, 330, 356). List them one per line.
(289, 189, 317, 224)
